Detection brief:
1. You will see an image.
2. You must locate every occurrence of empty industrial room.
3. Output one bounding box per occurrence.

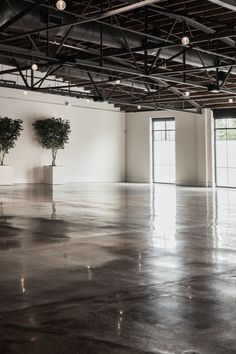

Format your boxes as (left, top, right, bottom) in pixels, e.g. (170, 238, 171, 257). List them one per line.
(0, 1, 236, 354)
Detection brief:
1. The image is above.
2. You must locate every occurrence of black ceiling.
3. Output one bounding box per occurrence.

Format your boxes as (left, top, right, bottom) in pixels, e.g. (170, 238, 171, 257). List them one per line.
(1, 0, 236, 113)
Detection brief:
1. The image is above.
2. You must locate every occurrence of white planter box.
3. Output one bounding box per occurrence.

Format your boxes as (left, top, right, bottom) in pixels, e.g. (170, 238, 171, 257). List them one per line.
(0, 165, 13, 185)
(43, 166, 64, 185)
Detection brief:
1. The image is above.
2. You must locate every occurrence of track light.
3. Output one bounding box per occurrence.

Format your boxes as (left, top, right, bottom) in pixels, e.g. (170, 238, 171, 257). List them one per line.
(115, 79, 121, 85)
(184, 91, 190, 97)
(181, 36, 190, 45)
(137, 105, 141, 110)
(56, 0, 66, 11)
(31, 63, 38, 71)
(229, 98, 233, 103)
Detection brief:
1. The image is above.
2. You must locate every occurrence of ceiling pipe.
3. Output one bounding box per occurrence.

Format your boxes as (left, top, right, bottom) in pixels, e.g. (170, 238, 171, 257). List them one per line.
(0, 0, 235, 89)
(208, 0, 236, 11)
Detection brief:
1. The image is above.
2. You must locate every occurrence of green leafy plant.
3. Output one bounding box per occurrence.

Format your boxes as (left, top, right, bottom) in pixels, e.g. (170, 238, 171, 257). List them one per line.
(33, 118, 71, 166)
(0, 117, 23, 166)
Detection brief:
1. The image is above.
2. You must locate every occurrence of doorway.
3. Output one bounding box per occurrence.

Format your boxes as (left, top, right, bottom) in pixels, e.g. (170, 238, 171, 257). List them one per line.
(215, 117, 236, 188)
(152, 118, 176, 184)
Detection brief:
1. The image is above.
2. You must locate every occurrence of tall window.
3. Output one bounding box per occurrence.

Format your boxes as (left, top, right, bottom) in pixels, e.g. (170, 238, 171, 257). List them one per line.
(215, 118, 236, 187)
(152, 118, 176, 184)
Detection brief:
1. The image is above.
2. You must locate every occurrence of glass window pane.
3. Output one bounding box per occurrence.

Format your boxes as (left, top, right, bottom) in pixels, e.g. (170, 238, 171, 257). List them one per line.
(169, 142, 175, 165)
(216, 140, 227, 167)
(166, 120, 175, 130)
(154, 164, 162, 182)
(166, 131, 170, 141)
(227, 140, 236, 168)
(154, 131, 162, 141)
(162, 166, 170, 183)
(215, 119, 227, 128)
(153, 120, 165, 130)
(227, 118, 236, 128)
(161, 131, 166, 141)
(169, 131, 175, 141)
(228, 168, 236, 187)
(215, 118, 236, 187)
(227, 129, 236, 140)
(216, 130, 226, 140)
(170, 166, 176, 182)
(153, 119, 175, 184)
(216, 168, 228, 187)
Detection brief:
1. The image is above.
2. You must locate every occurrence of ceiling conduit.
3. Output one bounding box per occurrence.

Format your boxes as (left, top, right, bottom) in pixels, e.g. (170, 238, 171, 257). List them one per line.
(0, 0, 236, 89)
(208, 0, 236, 11)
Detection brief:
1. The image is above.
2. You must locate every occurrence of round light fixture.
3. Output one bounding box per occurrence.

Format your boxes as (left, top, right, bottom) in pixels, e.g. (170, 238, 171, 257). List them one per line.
(31, 63, 38, 71)
(181, 36, 190, 45)
(56, 0, 66, 11)
(115, 79, 121, 85)
(184, 91, 190, 97)
(229, 98, 233, 103)
(137, 105, 141, 110)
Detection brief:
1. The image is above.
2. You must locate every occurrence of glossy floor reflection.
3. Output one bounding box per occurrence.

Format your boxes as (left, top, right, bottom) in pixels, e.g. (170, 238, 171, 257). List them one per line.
(0, 183, 236, 354)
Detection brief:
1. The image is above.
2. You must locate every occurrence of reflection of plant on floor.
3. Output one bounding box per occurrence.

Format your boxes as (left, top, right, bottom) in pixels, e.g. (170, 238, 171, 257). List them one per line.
(0, 202, 12, 225)
(33, 118, 71, 166)
(52, 201, 56, 220)
(0, 117, 23, 165)
(31, 202, 70, 243)
(0, 202, 21, 250)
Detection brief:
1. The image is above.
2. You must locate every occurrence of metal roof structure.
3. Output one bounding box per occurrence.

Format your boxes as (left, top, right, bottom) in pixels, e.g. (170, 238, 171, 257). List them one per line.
(1, 0, 236, 113)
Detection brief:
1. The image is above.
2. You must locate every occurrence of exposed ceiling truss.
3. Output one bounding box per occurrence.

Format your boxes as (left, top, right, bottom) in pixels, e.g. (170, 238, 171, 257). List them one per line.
(1, 0, 236, 113)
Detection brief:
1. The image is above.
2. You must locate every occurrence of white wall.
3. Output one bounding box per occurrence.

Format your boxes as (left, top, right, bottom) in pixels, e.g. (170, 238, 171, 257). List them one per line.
(0, 88, 126, 183)
(126, 109, 214, 187)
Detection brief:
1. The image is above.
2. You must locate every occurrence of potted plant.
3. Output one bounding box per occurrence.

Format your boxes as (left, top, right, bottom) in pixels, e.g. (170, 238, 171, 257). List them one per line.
(0, 117, 23, 185)
(33, 117, 71, 184)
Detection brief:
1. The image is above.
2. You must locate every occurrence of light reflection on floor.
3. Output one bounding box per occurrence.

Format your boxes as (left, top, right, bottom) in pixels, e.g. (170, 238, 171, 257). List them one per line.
(0, 183, 236, 354)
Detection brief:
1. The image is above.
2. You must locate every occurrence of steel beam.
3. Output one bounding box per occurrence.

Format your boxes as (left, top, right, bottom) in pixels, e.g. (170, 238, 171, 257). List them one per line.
(150, 4, 235, 48)
(0, 0, 164, 43)
(208, 0, 236, 11)
(109, 99, 201, 114)
(1, 41, 236, 98)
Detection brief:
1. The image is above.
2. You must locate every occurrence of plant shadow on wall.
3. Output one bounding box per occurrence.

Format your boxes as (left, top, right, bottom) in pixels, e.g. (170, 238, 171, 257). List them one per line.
(0, 117, 23, 166)
(33, 117, 71, 166)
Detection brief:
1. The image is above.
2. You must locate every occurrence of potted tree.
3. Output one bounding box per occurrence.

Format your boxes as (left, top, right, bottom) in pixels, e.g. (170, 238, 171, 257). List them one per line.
(0, 117, 23, 185)
(33, 118, 71, 184)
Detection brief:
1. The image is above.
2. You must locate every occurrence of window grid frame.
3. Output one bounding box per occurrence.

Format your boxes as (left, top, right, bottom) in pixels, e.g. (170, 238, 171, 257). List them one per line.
(152, 118, 176, 184)
(214, 117, 236, 188)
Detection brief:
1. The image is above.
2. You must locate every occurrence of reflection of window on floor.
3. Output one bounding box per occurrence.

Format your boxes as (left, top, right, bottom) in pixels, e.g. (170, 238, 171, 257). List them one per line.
(215, 118, 236, 188)
(152, 118, 175, 184)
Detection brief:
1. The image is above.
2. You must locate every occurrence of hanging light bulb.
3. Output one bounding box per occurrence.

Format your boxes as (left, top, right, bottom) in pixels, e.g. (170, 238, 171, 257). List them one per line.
(229, 98, 233, 103)
(181, 36, 190, 45)
(56, 0, 66, 11)
(115, 79, 121, 85)
(184, 91, 190, 97)
(31, 63, 38, 71)
(137, 105, 141, 110)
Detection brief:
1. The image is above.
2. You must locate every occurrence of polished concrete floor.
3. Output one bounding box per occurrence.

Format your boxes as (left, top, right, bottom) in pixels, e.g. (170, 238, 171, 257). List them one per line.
(0, 183, 235, 354)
